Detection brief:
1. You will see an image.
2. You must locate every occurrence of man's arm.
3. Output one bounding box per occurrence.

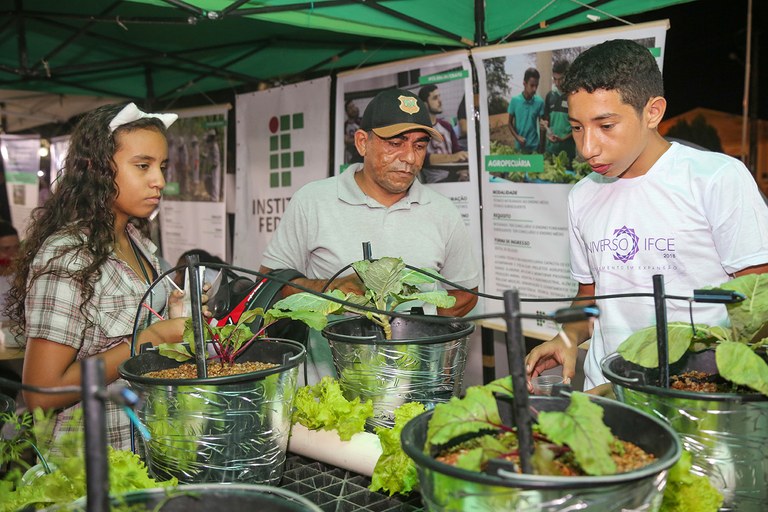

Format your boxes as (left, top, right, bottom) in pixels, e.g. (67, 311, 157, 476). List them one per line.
(428, 151, 469, 164)
(259, 266, 364, 298)
(438, 288, 478, 317)
(508, 113, 524, 146)
(734, 262, 768, 277)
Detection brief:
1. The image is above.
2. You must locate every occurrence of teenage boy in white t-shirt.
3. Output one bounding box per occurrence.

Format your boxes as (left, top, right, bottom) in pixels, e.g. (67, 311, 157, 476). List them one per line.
(525, 39, 768, 391)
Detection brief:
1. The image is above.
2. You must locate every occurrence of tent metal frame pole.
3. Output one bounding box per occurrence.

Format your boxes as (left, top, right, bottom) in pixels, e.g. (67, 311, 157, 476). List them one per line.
(740, 0, 752, 167)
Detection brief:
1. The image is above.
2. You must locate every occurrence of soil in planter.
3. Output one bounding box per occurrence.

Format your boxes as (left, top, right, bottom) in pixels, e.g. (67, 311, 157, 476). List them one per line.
(435, 431, 655, 476)
(670, 370, 753, 393)
(144, 361, 278, 379)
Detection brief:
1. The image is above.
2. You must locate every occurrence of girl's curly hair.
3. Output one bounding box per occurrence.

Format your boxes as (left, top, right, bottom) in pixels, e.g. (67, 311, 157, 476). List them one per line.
(5, 103, 168, 341)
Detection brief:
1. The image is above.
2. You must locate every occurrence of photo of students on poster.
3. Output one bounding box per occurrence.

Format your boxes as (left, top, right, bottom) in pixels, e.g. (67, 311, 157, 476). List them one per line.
(474, 22, 668, 337)
(164, 115, 226, 202)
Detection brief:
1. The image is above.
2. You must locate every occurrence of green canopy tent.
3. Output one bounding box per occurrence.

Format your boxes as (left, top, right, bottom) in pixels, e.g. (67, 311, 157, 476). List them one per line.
(0, 0, 695, 130)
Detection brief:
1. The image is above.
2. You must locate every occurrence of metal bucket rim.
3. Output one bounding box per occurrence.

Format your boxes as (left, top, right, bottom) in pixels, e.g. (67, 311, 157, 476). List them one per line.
(322, 316, 474, 345)
(600, 352, 768, 403)
(401, 395, 681, 490)
(118, 338, 306, 386)
(64, 483, 322, 511)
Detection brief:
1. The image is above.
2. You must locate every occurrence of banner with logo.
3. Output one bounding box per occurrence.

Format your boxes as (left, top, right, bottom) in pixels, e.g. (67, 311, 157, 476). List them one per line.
(335, 52, 483, 285)
(0, 134, 40, 236)
(159, 104, 229, 268)
(472, 21, 669, 337)
(233, 77, 332, 270)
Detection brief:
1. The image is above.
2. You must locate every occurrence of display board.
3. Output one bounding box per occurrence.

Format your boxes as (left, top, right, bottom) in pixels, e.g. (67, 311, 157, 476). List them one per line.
(472, 20, 669, 337)
(159, 104, 229, 267)
(233, 77, 332, 270)
(0, 134, 40, 236)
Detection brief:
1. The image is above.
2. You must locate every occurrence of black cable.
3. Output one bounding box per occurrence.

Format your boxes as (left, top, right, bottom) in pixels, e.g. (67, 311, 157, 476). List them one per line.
(0, 376, 80, 394)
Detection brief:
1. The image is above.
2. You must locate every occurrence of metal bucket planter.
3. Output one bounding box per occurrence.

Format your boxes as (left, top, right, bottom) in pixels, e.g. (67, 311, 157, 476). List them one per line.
(401, 394, 681, 511)
(45, 483, 322, 512)
(118, 338, 305, 486)
(322, 315, 473, 430)
(602, 350, 768, 511)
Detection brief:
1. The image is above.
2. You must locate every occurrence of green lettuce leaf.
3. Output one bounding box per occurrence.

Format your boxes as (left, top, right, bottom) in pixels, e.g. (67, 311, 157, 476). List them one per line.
(370, 401, 425, 495)
(291, 377, 373, 441)
(618, 322, 702, 367)
(718, 273, 768, 341)
(537, 392, 617, 475)
(716, 341, 768, 396)
(427, 386, 501, 447)
(660, 450, 723, 512)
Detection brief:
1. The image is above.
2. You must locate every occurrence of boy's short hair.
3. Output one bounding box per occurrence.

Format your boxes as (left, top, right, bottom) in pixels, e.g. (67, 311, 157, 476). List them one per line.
(523, 67, 540, 82)
(552, 59, 570, 75)
(561, 39, 664, 113)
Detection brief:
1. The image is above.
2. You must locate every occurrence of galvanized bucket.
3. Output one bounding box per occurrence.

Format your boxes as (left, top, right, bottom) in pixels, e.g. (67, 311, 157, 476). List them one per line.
(601, 350, 768, 511)
(322, 315, 473, 430)
(44, 483, 322, 512)
(118, 338, 305, 486)
(401, 394, 681, 511)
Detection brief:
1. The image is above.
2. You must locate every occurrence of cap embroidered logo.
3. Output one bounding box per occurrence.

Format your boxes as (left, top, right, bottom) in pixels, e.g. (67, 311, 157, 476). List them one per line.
(398, 96, 420, 115)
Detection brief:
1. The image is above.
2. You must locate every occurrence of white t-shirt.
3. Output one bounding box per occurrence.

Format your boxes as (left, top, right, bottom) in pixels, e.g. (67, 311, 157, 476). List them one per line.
(568, 142, 768, 388)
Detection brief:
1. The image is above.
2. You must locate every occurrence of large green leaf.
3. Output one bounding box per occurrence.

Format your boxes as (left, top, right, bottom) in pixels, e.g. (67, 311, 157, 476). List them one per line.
(718, 273, 768, 342)
(396, 291, 456, 309)
(400, 267, 439, 285)
(617, 322, 697, 367)
(716, 341, 768, 396)
(270, 289, 347, 314)
(537, 393, 617, 476)
(156, 343, 193, 362)
(267, 308, 331, 331)
(427, 386, 500, 447)
(356, 257, 405, 301)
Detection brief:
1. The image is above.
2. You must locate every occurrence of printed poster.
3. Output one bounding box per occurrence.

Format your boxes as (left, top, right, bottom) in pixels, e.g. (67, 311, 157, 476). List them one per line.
(0, 134, 40, 236)
(233, 77, 332, 270)
(472, 21, 669, 337)
(335, 52, 483, 289)
(159, 104, 229, 268)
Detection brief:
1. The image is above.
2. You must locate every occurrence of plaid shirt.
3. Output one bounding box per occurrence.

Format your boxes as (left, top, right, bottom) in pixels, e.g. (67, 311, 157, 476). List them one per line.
(25, 224, 168, 451)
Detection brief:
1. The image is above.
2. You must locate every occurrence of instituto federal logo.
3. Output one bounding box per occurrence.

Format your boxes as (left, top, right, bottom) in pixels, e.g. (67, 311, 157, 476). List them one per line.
(612, 226, 640, 263)
(398, 95, 420, 115)
(268, 112, 305, 188)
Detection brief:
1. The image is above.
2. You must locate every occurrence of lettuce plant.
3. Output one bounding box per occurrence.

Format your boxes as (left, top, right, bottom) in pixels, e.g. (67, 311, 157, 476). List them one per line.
(617, 273, 768, 395)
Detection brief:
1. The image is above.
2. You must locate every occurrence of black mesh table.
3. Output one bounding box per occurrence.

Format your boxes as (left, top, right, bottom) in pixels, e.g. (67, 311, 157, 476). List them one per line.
(281, 454, 424, 511)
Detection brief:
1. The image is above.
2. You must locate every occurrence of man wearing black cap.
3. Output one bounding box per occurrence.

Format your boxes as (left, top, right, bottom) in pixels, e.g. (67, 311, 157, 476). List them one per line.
(259, 88, 479, 381)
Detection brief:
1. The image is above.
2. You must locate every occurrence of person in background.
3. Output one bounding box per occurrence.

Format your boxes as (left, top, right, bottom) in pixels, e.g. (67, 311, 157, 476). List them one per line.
(456, 96, 468, 151)
(202, 129, 222, 202)
(508, 67, 545, 154)
(259, 88, 480, 383)
(418, 84, 469, 183)
(343, 99, 363, 164)
(525, 39, 768, 392)
(0, 221, 21, 399)
(541, 59, 576, 161)
(5, 102, 190, 450)
(173, 248, 225, 290)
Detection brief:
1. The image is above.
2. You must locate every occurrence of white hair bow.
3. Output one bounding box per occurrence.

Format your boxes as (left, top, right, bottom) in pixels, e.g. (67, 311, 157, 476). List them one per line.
(108, 102, 178, 133)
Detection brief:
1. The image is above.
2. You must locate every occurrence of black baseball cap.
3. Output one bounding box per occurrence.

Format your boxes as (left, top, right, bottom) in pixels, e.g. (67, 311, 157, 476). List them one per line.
(360, 89, 443, 141)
